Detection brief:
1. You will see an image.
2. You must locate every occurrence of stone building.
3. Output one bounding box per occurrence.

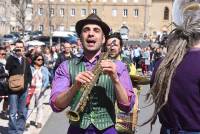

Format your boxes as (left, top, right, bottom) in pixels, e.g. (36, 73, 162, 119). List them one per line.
(0, 0, 33, 36)
(31, 0, 172, 39)
(0, 1, 13, 36)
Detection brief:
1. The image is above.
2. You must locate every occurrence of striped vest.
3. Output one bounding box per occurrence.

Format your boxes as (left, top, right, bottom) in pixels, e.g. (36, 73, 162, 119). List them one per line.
(68, 58, 116, 130)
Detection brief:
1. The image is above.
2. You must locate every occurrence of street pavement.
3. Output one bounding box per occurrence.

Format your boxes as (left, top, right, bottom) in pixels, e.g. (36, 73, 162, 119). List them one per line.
(39, 110, 69, 134)
(135, 85, 161, 134)
(0, 89, 52, 134)
(0, 85, 161, 134)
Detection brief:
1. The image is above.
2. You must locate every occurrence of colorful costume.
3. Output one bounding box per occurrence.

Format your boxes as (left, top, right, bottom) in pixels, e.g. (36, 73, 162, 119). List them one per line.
(50, 56, 135, 133)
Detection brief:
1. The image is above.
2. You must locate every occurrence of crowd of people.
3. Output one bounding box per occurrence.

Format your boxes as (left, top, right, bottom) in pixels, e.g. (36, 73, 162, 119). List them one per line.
(1, 0, 200, 134)
(121, 44, 167, 76)
(0, 39, 84, 133)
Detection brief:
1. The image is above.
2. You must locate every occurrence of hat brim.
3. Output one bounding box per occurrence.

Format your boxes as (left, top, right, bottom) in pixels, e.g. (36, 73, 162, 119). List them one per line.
(75, 19, 110, 37)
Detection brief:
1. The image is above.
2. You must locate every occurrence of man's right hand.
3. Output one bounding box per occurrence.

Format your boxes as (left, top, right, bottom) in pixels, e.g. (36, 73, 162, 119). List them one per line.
(74, 71, 94, 89)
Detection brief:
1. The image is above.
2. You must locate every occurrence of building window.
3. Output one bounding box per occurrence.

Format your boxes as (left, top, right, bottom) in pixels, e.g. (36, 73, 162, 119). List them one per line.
(112, 9, 117, 17)
(60, 0, 65, 2)
(123, 0, 127, 3)
(112, 0, 117, 3)
(134, 0, 138, 2)
(60, 8, 64, 16)
(123, 9, 128, 17)
(39, 25, 44, 31)
(71, 8, 75, 16)
(164, 7, 169, 20)
(134, 9, 139, 17)
(81, 9, 87, 16)
(38, 8, 43, 15)
(102, 0, 107, 2)
(92, 8, 97, 14)
(50, 8, 54, 16)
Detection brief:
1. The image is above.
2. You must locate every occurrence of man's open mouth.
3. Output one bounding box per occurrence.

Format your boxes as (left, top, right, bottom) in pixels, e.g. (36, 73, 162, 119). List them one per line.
(86, 40, 96, 46)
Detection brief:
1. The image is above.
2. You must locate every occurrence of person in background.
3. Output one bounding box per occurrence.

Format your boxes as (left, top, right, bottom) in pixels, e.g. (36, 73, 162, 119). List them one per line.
(51, 45, 58, 62)
(55, 43, 62, 54)
(153, 47, 162, 64)
(146, 0, 200, 133)
(76, 38, 84, 58)
(4, 43, 15, 58)
(0, 47, 9, 120)
(106, 32, 141, 134)
(132, 45, 141, 69)
(141, 47, 151, 76)
(44, 47, 55, 83)
(54, 42, 74, 71)
(25, 46, 36, 64)
(35, 46, 42, 53)
(6, 40, 32, 134)
(50, 13, 135, 134)
(26, 53, 49, 129)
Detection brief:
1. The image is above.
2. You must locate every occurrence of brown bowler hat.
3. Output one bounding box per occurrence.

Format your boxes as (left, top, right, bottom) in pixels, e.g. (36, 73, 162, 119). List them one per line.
(75, 13, 110, 37)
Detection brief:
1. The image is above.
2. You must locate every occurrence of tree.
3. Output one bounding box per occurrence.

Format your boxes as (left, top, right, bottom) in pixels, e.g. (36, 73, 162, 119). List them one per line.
(11, 0, 32, 37)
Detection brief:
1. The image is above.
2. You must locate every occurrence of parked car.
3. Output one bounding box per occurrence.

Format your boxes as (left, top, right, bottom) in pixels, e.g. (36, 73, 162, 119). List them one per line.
(10, 32, 21, 40)
(36, 35, 78, 45)
(2, 34, 18, 44)
(52, 31, 78, 44)
(30, 31, 43, 40)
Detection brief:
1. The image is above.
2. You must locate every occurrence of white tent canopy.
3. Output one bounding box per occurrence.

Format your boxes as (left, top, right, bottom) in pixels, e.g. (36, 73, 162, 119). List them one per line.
(26, 40, 45, 46)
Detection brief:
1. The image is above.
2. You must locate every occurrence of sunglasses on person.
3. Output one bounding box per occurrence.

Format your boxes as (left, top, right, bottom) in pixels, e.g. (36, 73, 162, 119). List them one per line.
(0, 53, 6, 56)
(16, 46, 24, 49)
(36, 58, 44, 61)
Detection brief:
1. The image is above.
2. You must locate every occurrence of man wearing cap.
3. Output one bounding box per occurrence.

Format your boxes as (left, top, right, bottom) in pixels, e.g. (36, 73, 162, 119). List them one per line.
(50, 14, 135, 134)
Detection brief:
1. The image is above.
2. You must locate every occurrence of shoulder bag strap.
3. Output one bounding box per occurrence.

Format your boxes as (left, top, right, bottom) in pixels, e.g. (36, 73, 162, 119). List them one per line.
(22, 57, 26, 76)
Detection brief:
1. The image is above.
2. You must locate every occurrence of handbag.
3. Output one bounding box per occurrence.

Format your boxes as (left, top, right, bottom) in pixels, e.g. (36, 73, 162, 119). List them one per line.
(8, 58, 26, 92)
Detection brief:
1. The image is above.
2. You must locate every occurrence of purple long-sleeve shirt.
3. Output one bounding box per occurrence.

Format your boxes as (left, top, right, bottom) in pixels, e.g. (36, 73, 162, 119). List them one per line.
(50, 56, 135, 113)
(151, 48, 200, 131)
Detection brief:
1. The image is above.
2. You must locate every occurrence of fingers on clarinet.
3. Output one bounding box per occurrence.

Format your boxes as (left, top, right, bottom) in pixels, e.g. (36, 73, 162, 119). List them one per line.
(82, 77, 92, 83)
(82, 72, 94, 80)
(86, 71, 94, 77)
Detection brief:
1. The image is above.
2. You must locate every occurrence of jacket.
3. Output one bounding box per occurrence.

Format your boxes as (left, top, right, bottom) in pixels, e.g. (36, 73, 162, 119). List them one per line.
(30, 66, 50, 91)
(6, 55, 32, 94)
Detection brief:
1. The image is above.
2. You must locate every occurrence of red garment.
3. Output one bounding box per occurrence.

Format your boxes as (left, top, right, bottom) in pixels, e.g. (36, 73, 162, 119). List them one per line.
(26, 86, 35, 106)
